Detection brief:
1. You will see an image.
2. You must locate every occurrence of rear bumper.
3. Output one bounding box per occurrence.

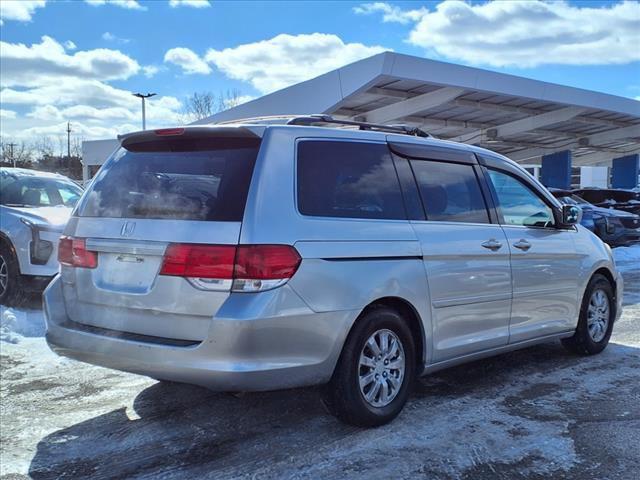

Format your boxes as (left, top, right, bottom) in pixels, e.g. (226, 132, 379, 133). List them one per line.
(44, 276, 356, 391)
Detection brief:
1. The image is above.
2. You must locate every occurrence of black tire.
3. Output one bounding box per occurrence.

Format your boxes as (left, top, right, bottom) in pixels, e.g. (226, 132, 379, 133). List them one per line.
(322, 305, 416, 427)
(0, 242, 21, 307)
(561, 274, 615, 355)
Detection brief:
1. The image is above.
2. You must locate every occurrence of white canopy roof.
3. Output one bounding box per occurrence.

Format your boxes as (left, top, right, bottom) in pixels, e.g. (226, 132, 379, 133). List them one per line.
(197, 52, 640, 166)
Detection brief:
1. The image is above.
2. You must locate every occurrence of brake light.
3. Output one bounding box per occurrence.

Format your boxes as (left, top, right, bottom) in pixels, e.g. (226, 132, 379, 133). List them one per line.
(160, 244, 235, 279)
(154, 128, 185, 136)
(58, 236, 98, 268)
(159, 244, 301, 292)
(234, 245, 301, 280)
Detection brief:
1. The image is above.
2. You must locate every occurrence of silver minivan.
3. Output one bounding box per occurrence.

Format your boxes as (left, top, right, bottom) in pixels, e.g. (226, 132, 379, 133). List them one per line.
(44, 116, 623, 426)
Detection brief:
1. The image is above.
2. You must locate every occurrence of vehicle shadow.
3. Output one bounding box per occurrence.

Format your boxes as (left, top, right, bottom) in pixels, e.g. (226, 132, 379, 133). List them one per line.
(27, 340, 626, 480)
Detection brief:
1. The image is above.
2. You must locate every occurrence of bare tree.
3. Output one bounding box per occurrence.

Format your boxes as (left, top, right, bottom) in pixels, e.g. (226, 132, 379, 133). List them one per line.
(182, 91, 215, 122)
(33, 135, 55, 161)
(0, 137, 34, 167)
(182, 89, 244, 123)
(71, 136, 83, 159)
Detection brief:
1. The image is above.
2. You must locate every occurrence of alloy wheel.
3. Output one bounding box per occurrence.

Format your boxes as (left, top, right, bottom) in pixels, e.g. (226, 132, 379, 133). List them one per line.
(587, 288, 610, 343)
(358, 329, 405, 407)
(0, 254, 8, 297)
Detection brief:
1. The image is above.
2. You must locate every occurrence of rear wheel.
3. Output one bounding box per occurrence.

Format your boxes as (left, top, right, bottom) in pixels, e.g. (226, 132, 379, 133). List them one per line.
(0, 243, 20, 307)
(562, 274, 614, 355)
(322, 305, 415, 427)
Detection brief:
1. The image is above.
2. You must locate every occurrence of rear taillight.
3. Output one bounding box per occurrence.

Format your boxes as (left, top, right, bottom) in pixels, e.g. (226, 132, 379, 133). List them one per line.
(160, 244, 235, 279)
(58, 236, 98, 269)
(232, 245, 301, 292)
(159, 244, 301, 292)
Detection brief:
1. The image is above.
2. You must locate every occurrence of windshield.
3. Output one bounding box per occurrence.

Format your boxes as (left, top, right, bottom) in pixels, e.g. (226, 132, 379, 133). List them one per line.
(557, 194, 591, 206)
(0, 176, 82, 207)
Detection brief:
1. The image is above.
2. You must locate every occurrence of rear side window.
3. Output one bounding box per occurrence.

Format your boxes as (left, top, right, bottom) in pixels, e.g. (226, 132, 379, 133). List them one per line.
(410, 160, 490, 224)
(297, 141, 406, 220)
(78, 137, 259, 221)
(1, 177, 82, 207)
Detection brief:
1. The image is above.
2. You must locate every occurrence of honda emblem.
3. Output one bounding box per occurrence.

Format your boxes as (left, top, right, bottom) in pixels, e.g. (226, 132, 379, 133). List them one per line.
(120, 221, 136, 237)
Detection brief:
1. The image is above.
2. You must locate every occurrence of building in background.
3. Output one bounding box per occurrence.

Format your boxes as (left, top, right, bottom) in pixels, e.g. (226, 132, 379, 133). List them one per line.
(83, 52, 640, 188)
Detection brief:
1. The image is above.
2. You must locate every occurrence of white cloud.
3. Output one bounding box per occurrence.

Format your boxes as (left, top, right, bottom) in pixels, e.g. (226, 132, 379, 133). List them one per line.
(84, 0, 146, 10)
(169, 0, 211, 8)
(2, 79, 135, 108)
(63, 40, 77, 50)
(230, 95, 255, 106)
(0, 1, 46, 25)
(164, 47, 212, 74)
(0, 36, 140, 88)
(353, 2, 426, 24)
(142, 65, 160, 77)
(202, 33, 388, 93)
(17, 120, 141, 141)
(0, 109, 17, 119)
(27, 104, 137, 122)
(1, 37, 182, 142)
(102, 32, 131, 44)
(360, 1, 640, 68)
(2, 79, 183, 141)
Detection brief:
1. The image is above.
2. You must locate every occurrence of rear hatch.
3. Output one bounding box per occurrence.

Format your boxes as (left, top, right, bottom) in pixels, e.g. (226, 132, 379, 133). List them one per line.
(60, 127, 261, 344)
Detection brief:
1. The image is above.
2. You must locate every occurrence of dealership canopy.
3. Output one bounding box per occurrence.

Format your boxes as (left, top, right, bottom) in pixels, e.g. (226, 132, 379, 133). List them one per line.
(196, 52, 640, 167)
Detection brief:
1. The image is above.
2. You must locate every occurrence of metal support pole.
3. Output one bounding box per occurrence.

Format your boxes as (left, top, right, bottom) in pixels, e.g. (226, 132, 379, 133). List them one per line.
(67, 122, 71, 168)
(133, 92, 157, 130)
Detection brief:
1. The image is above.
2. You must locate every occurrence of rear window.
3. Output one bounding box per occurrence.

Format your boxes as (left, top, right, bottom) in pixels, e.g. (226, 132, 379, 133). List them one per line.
(78, 137, 259, 221)
(297, 140, 406, 220)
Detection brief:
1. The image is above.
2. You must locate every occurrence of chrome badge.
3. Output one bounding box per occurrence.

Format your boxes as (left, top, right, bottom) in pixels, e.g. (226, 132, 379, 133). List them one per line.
(120, 221, 136, 237)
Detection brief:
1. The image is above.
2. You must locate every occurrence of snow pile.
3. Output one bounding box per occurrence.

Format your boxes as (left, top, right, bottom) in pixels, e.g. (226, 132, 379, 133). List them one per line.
(613, 244, 640, 273)
(0, 306, 46, 344)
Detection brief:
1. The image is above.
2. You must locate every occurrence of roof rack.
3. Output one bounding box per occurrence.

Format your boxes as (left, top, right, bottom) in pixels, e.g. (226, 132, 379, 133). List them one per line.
(287, 114, 432, 138)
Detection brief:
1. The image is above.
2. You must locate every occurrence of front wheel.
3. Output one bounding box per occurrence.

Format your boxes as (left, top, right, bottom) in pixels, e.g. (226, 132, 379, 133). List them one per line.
(562, 274, 615, 355)
(0, 244, 20, 307)
(322, 306, 416, 427)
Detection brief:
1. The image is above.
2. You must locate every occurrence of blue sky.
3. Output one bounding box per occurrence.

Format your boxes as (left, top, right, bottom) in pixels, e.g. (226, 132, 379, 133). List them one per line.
(1, 0, 639, 145)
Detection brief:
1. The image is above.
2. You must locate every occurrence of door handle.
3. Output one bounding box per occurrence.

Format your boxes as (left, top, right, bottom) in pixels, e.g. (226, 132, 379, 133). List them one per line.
(513, 239, 531, 251)
(481, 239, 503, 251)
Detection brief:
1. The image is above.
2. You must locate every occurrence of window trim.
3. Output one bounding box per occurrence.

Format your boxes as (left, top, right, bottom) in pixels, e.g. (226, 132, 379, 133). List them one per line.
(294, 138, 409, 222)
(391, 155, 426, 221)
(388, 142, 477, 165)
(482, 165, 559, 230)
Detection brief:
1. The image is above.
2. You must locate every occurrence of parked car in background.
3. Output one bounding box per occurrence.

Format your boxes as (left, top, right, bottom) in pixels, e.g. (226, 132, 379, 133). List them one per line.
(0, 167, 83, 305)
(44, 119, 623, 427)
(550, 188, 640, 247)
(573, 188, 640, 215)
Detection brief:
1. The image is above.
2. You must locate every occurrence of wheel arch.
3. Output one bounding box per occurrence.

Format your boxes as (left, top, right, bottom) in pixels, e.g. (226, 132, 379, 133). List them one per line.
(0, 231, 18, 257)
(353, 296, 426, 370)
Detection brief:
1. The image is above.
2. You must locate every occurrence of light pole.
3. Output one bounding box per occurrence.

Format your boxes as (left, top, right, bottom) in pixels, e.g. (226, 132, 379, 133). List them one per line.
(132, 92, 156, 130)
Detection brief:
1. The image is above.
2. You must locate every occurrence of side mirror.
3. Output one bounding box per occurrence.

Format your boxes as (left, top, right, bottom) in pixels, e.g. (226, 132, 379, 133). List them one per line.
(560, 204, 582, 227)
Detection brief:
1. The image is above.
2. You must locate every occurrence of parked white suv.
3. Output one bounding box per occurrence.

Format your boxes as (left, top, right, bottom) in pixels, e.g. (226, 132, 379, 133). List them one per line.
(0, 168, 82, 305)
(44, 117, 623, 426)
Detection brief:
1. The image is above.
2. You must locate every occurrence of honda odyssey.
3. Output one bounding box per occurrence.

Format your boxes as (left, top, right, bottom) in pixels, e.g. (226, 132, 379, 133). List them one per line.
(44, 116, 623, 426)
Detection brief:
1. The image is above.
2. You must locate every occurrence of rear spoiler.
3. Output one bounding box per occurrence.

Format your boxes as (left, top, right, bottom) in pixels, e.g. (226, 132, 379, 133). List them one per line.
(117, 126, 264, 151)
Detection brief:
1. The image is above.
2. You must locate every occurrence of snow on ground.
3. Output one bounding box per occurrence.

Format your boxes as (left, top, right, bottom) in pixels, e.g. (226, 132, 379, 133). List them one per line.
(0, 247, 639, 479)
(613, 243, 640, 273)
(1, 306, 46, 344)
